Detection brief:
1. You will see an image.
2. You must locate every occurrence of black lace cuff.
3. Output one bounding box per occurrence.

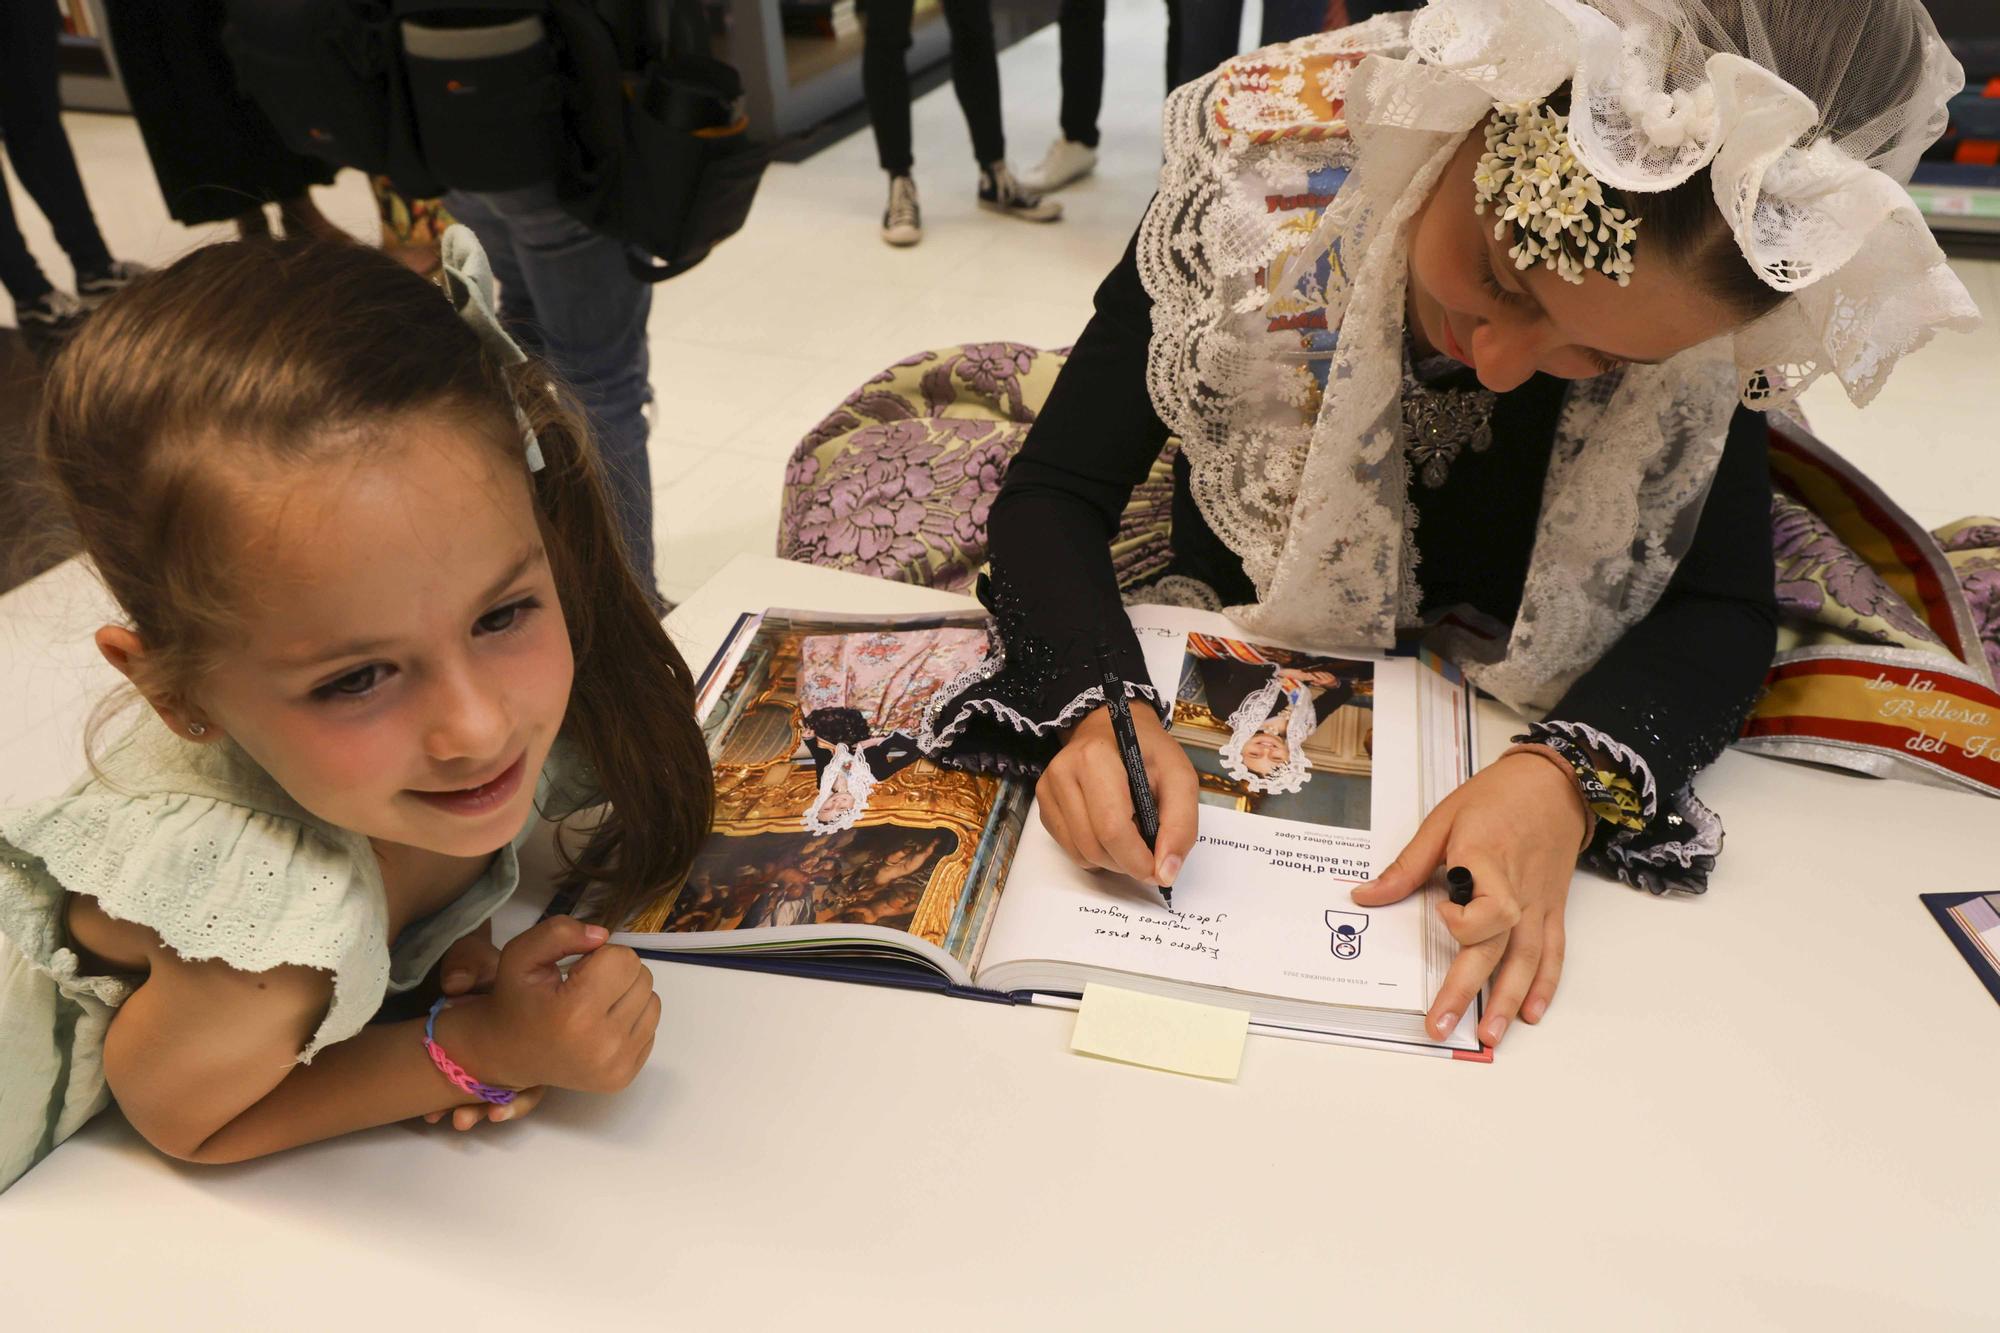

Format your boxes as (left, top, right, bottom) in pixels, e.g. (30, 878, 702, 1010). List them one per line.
(1520, 719, 1722, 895)
(919, 570, 1166, 777)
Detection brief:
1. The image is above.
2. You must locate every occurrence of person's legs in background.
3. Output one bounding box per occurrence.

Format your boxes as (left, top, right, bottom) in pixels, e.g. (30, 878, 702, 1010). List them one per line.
(1021, 0, 1104, 193)
(1259, 0, 1331, 43)
(862, 0, 1058, 246)
(939, 0, 1005, 165)
(445, 186, 660, 605)
(1167, 0, 1246, 86)
(936, 0, 1060, 225)
(861, 0, 927, 245)
(0, 0, 142, 350)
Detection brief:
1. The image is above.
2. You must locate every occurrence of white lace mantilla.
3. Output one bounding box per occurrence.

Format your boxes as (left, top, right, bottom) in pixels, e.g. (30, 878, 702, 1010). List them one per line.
(1136, 5, 1976, 713)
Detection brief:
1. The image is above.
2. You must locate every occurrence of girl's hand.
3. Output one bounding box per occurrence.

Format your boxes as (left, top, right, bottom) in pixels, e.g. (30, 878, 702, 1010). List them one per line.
(1350, 753, 1588, 1049)
(437, 923, 501, 997)
(457, 915, 661, 1094)
(1040, 704, 1199, 887)
(424, 1083, 546, 1131)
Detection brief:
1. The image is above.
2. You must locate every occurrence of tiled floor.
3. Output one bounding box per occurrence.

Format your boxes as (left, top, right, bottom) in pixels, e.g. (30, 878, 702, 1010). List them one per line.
(2, 0, 1996, 801)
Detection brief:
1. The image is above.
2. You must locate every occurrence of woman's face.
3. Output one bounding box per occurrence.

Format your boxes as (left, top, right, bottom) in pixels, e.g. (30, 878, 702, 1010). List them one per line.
(1405, 124, 1742, 394)
(1241, 732, 1289, 775)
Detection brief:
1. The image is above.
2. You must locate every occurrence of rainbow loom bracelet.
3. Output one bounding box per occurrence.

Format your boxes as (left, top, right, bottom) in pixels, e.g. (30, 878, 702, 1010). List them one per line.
(423, 997, 517, 1106)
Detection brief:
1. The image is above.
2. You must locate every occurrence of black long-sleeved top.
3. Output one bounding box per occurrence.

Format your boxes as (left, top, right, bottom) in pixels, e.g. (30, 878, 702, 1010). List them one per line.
(933, 232, 1778, 891)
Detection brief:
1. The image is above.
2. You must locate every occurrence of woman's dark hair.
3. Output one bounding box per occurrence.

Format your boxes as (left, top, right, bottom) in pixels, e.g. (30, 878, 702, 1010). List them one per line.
(38, 236, 714, 927)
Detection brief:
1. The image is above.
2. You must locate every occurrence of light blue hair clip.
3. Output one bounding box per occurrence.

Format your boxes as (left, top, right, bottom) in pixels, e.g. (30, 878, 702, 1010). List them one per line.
(439, 223, 545, 473)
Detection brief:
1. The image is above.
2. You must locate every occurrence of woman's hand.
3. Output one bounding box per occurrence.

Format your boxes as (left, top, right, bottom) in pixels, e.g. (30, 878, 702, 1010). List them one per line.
(1350, 752, 1588, 1049)
(1039, 703, 1199, 886)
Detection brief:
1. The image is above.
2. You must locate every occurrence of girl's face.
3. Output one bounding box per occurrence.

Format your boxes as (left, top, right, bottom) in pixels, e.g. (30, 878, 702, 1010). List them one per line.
(1404, 125, 1741, 394)
(195, 417, 575, 860)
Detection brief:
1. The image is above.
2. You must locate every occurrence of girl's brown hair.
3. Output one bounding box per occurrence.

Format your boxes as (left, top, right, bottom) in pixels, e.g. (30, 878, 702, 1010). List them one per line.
(37, 237, 713, 926)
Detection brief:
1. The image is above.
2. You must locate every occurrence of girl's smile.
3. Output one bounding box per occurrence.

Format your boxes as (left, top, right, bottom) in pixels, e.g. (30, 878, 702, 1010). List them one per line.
(184, 415, 577, 860)
(407, 748, 529, 818)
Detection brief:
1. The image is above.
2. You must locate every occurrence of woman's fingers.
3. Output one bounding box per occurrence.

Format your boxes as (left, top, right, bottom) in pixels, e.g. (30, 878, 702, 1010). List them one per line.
(1048, 769, 1116, 871)
(1081, 754, 1165, 883)
(1478, 915, 1544, 1048)
(1043, 764, 1129, 878)
(1036, 775, 1092, 871)
(1149, 748, 1200, 885)
(1436, 877, 1522, 947)
(1351, 802, 1455, 906)
(1427, 932, 1506, 1040)
(1522, 911, 1567, 1024)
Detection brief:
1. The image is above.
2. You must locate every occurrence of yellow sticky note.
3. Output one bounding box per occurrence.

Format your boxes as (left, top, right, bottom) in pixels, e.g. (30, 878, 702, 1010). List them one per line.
(1069, 983, 1250, 1081)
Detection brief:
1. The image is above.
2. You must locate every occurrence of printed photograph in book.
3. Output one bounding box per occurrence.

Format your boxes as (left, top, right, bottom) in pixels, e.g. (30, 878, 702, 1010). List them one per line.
(622, 611, 1026, 953)
(1169, 633, 1375, 829)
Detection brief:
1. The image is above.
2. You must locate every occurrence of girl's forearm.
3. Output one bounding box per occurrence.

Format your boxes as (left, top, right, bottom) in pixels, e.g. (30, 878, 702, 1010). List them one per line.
(188, 1001, 500, 1164)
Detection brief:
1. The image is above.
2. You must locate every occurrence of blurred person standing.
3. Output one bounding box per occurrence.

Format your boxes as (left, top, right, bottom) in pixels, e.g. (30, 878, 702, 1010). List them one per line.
(1019, 0, 1105, 193)
(97, 0, 341, 240)
(0, 0, 145, 354)
(866, 0, 1061, 247)
(443, 184, 662, 604)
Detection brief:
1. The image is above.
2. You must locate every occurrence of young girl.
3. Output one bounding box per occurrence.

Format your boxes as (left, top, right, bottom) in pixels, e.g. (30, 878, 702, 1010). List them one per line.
(0, 228, 713, 1192)
(918, 0, 1979, 1048)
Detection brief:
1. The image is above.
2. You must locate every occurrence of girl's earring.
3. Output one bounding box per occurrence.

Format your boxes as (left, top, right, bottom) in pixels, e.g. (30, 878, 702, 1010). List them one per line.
(187, 722, 208, 737)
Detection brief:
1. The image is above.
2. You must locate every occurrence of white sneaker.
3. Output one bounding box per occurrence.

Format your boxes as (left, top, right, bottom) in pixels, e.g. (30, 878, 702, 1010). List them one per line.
(977, 163, 1062, 223)
(881, 174, 922, 247)
(1020, 137, 1097, 193)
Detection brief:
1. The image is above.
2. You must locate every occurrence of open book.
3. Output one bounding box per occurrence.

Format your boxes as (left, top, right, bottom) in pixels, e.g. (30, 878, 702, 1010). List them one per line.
(580, 606, 1483, 1058)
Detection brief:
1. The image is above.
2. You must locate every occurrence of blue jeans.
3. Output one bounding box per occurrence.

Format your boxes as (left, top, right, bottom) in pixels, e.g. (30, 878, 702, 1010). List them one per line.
(444, 185, 658, 597)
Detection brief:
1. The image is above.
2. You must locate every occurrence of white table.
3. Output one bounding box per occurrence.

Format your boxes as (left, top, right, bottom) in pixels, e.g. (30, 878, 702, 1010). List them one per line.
(3, 554, 1996, 1330)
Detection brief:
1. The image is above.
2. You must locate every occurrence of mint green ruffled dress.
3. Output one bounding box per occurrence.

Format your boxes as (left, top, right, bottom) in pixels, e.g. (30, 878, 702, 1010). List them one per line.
(0, 712, 599, 1193)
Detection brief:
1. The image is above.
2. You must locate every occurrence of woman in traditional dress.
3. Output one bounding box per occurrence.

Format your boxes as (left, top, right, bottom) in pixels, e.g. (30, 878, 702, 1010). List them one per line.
(919, 0, 1979, 1049)
(1191, 652, 1371, 793)
(796, 628, 990, 834)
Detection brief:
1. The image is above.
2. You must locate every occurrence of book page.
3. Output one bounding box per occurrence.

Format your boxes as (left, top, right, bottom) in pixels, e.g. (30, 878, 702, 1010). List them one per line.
(604, 609, 1035, 987)
(975, 606, 1436, 1015)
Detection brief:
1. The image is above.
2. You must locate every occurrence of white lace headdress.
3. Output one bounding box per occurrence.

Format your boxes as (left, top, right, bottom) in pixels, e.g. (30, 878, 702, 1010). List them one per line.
(802, 744, 878, 836)
(1138, 1, 1978, 711)
(1218, 674, 1320, 794)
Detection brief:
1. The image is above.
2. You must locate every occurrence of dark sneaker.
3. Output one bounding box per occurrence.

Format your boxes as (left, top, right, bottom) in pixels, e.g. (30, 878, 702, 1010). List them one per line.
(75, 259, 148, 310)
(977, 163, 1062, 223)
(14, 289, 86, 358)
(881, 174, 922, 247)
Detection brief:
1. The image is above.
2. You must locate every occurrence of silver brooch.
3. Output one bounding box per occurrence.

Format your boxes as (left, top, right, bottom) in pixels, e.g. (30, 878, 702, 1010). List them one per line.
(1401, 370, 1496, 489)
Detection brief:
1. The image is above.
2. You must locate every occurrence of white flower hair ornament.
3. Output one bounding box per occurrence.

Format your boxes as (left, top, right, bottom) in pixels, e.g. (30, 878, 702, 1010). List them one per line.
(1396, 0, 1982, 408)
(1473, 100, 1642, 286)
